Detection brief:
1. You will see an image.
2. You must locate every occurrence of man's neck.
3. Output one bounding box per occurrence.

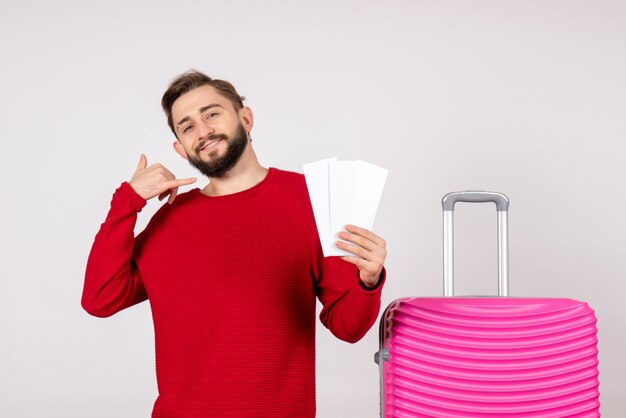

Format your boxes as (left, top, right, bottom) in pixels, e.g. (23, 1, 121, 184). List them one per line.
(201, 154, 268, 197)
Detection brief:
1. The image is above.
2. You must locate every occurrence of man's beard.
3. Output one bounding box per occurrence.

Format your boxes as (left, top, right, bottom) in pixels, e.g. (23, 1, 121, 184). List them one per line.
(186, 123, 249, 178)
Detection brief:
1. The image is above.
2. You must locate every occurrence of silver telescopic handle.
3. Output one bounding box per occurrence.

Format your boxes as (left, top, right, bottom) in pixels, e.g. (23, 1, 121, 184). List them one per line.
(442, 191, 510, 297)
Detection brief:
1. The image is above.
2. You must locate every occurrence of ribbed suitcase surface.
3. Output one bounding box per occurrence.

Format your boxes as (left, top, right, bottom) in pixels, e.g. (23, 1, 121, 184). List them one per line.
(379, 297, 600, 417)
(376, 191, 600, 417)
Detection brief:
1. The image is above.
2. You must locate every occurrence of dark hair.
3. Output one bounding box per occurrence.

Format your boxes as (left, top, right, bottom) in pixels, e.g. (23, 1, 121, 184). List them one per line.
(161, 69, 245, 137)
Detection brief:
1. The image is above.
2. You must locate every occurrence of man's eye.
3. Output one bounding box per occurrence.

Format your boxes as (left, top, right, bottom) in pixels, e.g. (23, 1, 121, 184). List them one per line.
(206, 112, 218, 119)
(183, 125, 193, 133)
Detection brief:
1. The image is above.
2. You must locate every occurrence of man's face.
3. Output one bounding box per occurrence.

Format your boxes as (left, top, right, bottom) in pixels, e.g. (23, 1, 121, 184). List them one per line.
(185, 121, 248, 178)
(171, 84, 253, 178)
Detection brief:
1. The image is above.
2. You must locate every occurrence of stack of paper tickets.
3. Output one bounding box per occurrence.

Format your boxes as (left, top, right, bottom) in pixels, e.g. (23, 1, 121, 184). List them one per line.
(303, 157, 388, 257)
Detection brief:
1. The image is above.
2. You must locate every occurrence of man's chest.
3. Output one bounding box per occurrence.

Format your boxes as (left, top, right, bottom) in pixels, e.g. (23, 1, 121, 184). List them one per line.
(136, 201, 315, 306)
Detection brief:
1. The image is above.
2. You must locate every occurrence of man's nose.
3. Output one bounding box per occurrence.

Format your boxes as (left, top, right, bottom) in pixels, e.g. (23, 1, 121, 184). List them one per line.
(197, 122, 215, 139)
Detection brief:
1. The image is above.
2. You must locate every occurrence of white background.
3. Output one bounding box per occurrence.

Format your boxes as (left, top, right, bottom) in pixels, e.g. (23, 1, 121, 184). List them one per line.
(1, 0, 624, 416)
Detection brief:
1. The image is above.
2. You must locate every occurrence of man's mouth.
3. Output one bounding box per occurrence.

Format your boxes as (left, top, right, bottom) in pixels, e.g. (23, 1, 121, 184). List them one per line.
(199, 139, 222, 152)
(197, 135, 227, 153)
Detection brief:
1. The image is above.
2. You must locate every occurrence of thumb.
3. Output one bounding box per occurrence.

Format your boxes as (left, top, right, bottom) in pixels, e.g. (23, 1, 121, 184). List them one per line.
(135, 154, 148, 172)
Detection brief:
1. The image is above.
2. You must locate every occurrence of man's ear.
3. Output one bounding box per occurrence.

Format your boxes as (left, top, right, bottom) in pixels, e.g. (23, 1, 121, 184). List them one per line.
(173, 140, 189, 160)
(240, 107, 254, 134)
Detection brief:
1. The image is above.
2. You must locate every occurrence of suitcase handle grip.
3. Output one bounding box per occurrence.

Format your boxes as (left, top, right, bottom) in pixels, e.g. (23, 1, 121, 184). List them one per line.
(442, 191, 509, 212)
(442, 191, 510, 297)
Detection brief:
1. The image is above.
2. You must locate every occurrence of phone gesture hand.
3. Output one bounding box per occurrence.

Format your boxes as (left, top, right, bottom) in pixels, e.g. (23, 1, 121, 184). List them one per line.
(129, 154, 197, 204)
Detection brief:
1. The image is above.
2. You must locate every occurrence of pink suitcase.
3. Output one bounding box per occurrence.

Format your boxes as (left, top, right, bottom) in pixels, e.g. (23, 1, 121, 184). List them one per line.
(375, 191, 600, 417)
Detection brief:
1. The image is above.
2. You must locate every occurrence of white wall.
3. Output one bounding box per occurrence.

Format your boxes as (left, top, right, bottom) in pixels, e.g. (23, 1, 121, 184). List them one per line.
(1, 0, 624, 416)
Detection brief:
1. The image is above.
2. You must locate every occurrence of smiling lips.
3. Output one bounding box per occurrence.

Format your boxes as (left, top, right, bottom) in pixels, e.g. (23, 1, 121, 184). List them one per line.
(197, 135, 227, 153)
(199, 139, 221, 152)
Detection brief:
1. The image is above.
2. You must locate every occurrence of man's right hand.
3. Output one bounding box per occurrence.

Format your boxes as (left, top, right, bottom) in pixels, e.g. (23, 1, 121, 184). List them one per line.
(129, 154, 197, 204)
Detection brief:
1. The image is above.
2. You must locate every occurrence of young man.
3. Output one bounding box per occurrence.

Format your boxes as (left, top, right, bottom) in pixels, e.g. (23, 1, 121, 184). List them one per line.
(82, 70, 387, 417)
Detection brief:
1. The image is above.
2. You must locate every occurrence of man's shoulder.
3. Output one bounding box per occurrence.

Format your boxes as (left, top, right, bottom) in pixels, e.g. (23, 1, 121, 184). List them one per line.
(269, 167, 308, 194)
(266, 168, 315, 225)
(271, 167, 305, 181)
(174, 188, 200, 202)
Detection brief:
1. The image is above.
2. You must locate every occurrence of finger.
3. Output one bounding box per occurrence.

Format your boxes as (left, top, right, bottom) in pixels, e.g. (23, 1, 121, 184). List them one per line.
(160, 177, 197, 192)
(157, 177, 196, 202)
(135, 154, 148, 172)
(167, 187, 179, 204)
(337, 231, 378, 252)
(337, 232, 387, 261)
(341, 255, 382, 276)
(335, 240, 384, 263)
(335, 240, 365, 258)
(147, 163, 175, 181)
(344, 225, 386, 248)
(176, 176, 197, 186)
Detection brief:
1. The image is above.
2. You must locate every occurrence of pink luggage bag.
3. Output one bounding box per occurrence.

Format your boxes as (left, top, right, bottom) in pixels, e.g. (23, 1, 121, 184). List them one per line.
(375, 191, 600, 417)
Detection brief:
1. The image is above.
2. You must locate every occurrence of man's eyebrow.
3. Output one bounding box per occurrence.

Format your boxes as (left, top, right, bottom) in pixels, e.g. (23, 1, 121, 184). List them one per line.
(175, 104, 225, 127)
(199, 103, 224, 113)
(176, 116, 191, 127)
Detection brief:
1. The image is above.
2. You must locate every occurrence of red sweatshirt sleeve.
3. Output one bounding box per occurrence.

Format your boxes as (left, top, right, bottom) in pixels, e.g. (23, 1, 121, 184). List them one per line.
(315, 256, 385, 343)
(82, 182, 148, 318)
(276, 168, 386, 344)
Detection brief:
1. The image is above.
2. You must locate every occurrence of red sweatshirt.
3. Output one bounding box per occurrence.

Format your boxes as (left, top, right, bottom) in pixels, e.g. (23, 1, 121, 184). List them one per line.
(82, 168, 385, 418)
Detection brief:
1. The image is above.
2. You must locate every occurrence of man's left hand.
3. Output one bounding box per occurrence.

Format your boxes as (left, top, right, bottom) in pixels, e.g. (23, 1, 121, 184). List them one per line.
(335, 225, 387, 289)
